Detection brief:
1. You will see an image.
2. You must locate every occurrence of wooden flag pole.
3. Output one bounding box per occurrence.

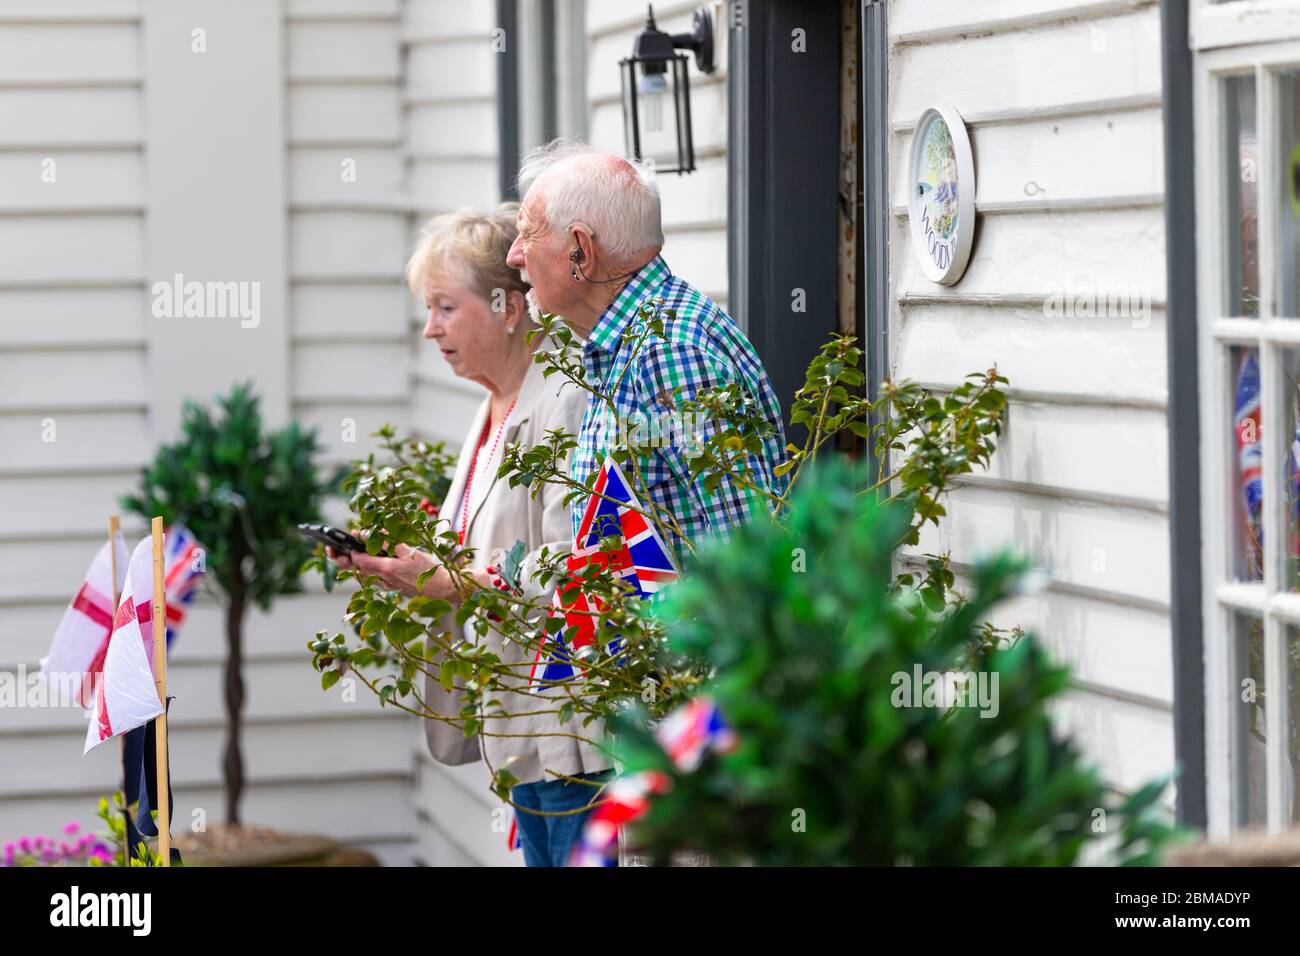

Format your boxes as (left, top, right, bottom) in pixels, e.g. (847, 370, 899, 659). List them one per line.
(150, 517, 171, 867)
(109, 515, 127, 860)
(108, 515, 121, 611)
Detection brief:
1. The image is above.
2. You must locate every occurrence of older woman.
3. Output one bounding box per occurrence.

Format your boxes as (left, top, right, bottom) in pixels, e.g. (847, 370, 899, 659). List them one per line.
(331, 205, 611, 867)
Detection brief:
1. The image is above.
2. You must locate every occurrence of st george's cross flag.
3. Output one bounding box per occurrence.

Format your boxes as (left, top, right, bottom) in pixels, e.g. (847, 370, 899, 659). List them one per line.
(84, 537, 166, 754)
(529, 456, 678, 687)
(43, 526, 203, 710)
(41, 533, 130, 708)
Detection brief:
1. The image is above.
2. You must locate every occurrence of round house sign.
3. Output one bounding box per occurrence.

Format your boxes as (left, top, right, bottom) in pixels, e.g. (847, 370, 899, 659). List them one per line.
(906, 105, 976, 285)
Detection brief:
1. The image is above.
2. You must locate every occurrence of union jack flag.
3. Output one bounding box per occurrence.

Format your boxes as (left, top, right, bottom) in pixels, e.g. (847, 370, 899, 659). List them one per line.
(529, 456, 678, 687)
(654, 697, 739, 773)
(568, 696, 738, 867)
(162, 525, 203, 647)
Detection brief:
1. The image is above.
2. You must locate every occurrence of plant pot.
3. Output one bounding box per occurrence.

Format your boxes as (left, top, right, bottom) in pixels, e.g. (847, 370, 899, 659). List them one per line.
(165, 823, 379, 867)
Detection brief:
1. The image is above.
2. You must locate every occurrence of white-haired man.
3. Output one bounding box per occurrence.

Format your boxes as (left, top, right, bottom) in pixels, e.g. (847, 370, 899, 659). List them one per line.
(504, 142, 785, 865)
(506, 141, 787, 565)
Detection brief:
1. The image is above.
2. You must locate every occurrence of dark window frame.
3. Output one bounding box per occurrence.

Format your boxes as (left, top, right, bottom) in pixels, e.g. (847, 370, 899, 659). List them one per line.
(1160, 0, 1208, 829)
(727, 0, 843, 436)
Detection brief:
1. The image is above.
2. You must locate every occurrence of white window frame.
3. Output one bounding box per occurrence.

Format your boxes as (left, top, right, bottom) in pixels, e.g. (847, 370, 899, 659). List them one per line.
(1192, 2, 1300, 837)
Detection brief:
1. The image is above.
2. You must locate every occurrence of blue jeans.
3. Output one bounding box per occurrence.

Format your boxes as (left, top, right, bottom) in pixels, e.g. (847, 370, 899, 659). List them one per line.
(511, 770, 615, 867)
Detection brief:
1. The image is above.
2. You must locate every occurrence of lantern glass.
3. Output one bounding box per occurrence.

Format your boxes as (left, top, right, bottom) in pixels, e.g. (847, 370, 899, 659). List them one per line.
(620, 55, 694, 174)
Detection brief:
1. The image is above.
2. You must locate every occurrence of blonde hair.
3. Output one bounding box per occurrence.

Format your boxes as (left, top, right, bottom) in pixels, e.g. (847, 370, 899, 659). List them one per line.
(405, 203, 529, 303)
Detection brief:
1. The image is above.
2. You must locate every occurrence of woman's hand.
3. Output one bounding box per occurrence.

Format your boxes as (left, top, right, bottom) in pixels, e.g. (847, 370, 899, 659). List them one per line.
(327, 540, 465, 601)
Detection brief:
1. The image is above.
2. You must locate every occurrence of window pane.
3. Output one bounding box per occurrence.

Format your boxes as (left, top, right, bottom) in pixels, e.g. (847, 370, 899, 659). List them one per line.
(1224, 75, 1260, 317)
(1232, 612, 1267, 829)
(1288, 626, 1300, 824)
(1286, 350, 1300, 590)
(1231, 346, 1264, 581)
(1277, 70, 1300, 316)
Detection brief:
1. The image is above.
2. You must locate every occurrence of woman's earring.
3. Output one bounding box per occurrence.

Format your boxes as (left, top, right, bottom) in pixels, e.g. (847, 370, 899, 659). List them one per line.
(571, 266, 580, 280)
(506, 324, 516, 335)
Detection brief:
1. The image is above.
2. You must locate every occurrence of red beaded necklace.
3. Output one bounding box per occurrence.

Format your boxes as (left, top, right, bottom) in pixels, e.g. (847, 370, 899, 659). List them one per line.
(458, 398, 516, 546)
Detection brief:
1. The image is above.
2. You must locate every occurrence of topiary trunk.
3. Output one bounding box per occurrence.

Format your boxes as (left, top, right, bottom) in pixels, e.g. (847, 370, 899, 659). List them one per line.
(223, 561, 247, 825)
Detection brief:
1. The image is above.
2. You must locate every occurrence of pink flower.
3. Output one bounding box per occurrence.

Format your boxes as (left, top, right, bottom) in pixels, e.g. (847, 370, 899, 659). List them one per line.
(63, 822, 80, 836)
(18, 838, 30, 853)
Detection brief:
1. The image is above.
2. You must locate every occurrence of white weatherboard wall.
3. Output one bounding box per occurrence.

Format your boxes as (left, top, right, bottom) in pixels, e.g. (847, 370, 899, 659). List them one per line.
(888, 0, 1174, 797)
(0, 0, 416, 866)
(0, 0, 734, 867)
(0, 0, 154, 841)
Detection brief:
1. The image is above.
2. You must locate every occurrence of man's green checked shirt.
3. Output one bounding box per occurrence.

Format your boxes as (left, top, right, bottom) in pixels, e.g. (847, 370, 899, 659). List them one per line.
(569, 255, 788, 562)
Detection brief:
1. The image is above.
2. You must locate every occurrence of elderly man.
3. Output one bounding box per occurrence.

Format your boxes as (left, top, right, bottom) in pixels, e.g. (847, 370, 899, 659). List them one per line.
(506, 141, 787, 560)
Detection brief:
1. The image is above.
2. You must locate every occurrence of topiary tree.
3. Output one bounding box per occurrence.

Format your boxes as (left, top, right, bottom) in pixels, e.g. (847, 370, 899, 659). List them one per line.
(608, 458, 1184, 866)
(123, 383, 339, 824)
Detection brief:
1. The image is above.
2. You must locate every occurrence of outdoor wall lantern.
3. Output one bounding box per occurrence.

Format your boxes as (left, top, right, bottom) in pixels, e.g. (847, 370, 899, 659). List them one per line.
(620, 4, 715, 175)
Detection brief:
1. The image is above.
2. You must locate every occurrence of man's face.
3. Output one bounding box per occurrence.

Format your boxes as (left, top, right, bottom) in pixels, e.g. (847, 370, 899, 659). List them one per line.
(506, 193, 569, 317)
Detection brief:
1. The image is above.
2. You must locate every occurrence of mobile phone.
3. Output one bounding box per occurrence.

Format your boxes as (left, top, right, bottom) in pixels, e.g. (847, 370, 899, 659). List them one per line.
(297, 523, 367, 554)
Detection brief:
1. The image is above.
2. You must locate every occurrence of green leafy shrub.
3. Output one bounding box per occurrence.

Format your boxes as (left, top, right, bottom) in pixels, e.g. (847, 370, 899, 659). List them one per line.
(611, 458, 1183, 866)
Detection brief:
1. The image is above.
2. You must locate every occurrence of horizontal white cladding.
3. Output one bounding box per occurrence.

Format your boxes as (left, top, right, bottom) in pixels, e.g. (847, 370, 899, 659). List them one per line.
(0, 413, 145, 484)
(289, 146, 406, 206)
(291, 400, 413, 465)
(892, 8, 1162, 126)
(891, 107, 1164, 212)
(289, 85, 402, 145)
(1052, 691, 1174, 795)
(977, 399, 1169, 504)
(288, 19, 401, 82)
(893, 301, 1167, 405)
(0, 214, 142, 284)
(292, 281, 410, 340)
(413, 750, 522, 866)
(895, 206, 1167, 302)
(403, 0, 497, 38)
(411, 371, 486, 449)
(908, 483, 1171, 609)
(0, 21, 140, 85)
(408, 157, 499, 213)
(891, 0, 1156, 45)
(0, 473, 139, 541)
(992, 588, 1173, 704)
(290, 210, 408, 278)
(292, 341, 410, 404)
(1, 711, 411, 798)
(288, 0, 400, 18)
(0, 0, 140, 21)
(406, 36, 496, 100)
(0, 149, 142, 212)
(0, 772, 416, 852)
(406, 100, 498, 156)
(1, 351, 148, 413)
(0, 287, 146, 347)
